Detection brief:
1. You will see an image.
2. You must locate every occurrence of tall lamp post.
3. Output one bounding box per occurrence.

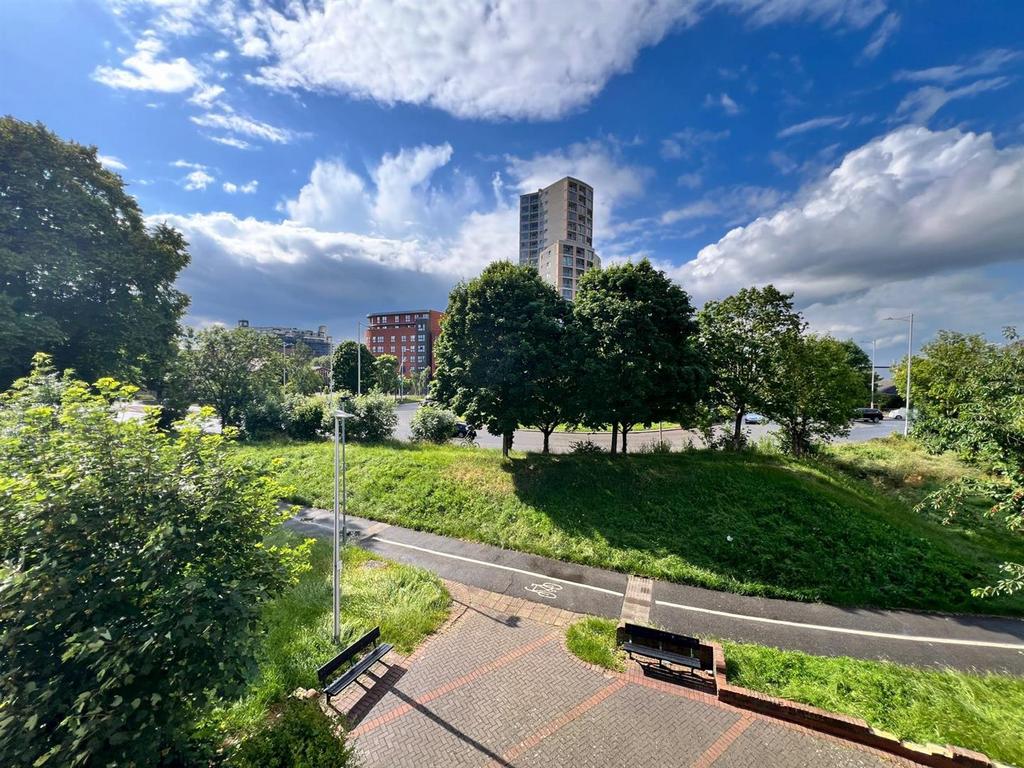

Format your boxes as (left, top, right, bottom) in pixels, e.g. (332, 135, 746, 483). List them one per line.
(885, 313, 914, 437)
(859, 338, 877, 409)
(332, 399, 354, 644)
(357, 321, 362, 396)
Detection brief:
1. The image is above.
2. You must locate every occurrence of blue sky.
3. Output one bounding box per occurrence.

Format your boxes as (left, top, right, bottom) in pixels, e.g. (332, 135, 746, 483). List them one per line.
(3, 0, 1023, 364)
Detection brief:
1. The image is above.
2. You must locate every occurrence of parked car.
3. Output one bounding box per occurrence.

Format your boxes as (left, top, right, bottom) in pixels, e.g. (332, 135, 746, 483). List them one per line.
(885, 407, 917, 421)
(853, 407, 884, 423)
(743, 413, 767, 425)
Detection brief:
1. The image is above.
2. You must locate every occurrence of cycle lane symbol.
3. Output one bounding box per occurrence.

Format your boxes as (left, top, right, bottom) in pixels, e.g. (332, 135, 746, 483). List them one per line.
(524, 582, 563, 600)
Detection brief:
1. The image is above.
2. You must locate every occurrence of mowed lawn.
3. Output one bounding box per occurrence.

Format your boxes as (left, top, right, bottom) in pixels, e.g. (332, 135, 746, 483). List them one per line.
(234, 440, 1024, 615)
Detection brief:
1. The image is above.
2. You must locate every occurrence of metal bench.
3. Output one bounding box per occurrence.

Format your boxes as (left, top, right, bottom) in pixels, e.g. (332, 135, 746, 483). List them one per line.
(618, 623, 711, 675)
(317, 627, 393, 704)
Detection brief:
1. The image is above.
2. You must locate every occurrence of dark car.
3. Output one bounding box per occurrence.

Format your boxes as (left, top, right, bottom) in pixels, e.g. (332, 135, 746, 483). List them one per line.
(453, 421, 470, 438)
(853, 407, 884, 423)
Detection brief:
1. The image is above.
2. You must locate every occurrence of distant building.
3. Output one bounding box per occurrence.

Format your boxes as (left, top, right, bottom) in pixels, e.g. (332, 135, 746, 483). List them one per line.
(365, 310, 444, 377)
(237, 320, 333, 358)
(519, 176, 600, 301)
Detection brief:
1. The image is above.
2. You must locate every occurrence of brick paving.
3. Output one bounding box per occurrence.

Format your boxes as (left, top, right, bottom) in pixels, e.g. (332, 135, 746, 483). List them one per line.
(335, 581, 912, 768)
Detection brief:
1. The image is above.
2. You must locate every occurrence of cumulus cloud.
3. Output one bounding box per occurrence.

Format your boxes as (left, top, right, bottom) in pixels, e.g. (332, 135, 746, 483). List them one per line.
(92, 35, 200, 92)
(183, 170, 215, 190)
(97, 154, 127, 171)
(222, 180, 258, 194)
(678, 127, 1024, 310)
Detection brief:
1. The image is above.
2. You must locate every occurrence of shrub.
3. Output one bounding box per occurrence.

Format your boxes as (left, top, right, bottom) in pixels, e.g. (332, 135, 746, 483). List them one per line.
(410, 405, 457, 443)
(0, 355, 296, 767)
(285, 393, 327, 440)
(226, 699, 355, 768)
(242, 392, 286, 440)
(569, 438, 604, 454)
(322, 392, 397, 442)
(637, 440, 673, 454)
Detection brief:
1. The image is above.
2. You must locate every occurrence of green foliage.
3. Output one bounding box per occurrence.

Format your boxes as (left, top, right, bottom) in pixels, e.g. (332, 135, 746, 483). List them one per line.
(0, 356, 294, 767)
(285, 394, 328, 440)
(225, 699, 354, 768)
(410, 405, 458, 443)
(724, 642, 1024, 766)
(568, 439, 604, 454)
(330, 341, 374, 394)
(0, 117, 190, 390)
(765, 334, 865, 456)
(574, 259, 708, 453)
(283, 343, 327, 397)
(325, 392, 397, 443)
(432, 261, 571, 456)
(565, 618, 624, 671)
(697, 285, 803, 449)
(174, 325, 285, 432)
(235, 441, 1023, 614)
(372, 354, 399, 394)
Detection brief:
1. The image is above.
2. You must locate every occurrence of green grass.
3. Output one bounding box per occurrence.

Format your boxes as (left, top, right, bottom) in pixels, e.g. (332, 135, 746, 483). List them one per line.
(212, 531, 450, 736)
(233, 439, 1023, 614)
(562, 618, 1024, 766)
(565, 617, 625, 671)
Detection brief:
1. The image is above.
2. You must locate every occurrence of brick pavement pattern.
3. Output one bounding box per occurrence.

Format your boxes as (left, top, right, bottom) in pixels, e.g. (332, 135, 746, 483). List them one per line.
(342, 582, 909, 768)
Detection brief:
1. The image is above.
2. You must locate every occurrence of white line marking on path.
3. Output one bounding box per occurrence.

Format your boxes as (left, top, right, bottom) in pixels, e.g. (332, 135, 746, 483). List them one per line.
(375, 538, 625, 597)
(654, 599, 1024, 650)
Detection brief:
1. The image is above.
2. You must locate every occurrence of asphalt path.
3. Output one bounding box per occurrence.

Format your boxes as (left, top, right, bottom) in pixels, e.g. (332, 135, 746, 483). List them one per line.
(287, 506, 1024, 674)
(395, 402, 904, 453)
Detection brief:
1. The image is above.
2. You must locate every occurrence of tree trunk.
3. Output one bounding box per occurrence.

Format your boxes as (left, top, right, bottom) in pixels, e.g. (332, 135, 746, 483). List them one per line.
(621, 423, 629, 454)
(732, 409, 744, 450)
(502, 431, 513, 457)
(610, 422, 618, 455)
(542, 427, 553, 454)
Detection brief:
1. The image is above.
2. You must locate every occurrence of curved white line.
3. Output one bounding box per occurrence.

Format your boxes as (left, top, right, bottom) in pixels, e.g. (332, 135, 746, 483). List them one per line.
(654, 599, 1024, 650)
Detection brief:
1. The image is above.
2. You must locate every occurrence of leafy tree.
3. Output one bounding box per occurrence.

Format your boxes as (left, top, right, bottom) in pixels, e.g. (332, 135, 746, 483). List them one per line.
(331, 341, 374, 394)
(574, 259, 708, 454)
(410, 405, 458, 443)
(764, 334, 865, 456)
(283, 342, 326, 396)
(837, 339, 875, 405)
(892, 331, 994, 454)
(373, 354, 399, 394)
(531, 318, 581, 454)
(697, 285, 803, 449)
(409, 367, 432, 396)
(432, 261, 568, 456)
(322, 392, 397, 442)
(175, 326, 284, 432)
(917, 328, 1023, 597)
(0, 355, 296, 766)
(284, 393, 328, 440)
(0, 117, 190, 389)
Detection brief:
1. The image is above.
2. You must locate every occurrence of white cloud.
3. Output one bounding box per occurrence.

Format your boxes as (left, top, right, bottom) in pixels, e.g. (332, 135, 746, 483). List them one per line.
(677, 172, 703, 189)
(206, 135, 253, 150)
(171, 159, 207, 170)
(189, 111, 299, 144)
(860, 11, 899, 60)
(183, 169, 215, 190)
(97, 154, 127, 171)
(678, 127, 1024, 310)
(894, 48, 1022, 85)
(188, 83, 225, 107)
(222, 180, 258, 194)
(705, 92, 741, 115)
(778, 115, 851, 138)
(660, 128, 730, 160)
(896, 77, 1010, 124)
(92, 35, 200, 92)
(720, 0, 885, 29)
(661, 185, 783, 225)
(284, 159, 371, 231)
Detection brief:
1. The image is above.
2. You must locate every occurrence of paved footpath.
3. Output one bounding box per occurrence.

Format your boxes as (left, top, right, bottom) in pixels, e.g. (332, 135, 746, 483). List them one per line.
(287, 507, 1024, 674)
(331, 581, 920, 768)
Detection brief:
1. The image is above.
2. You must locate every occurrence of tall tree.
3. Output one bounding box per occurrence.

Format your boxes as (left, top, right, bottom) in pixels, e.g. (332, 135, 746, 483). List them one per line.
(331, 340, 375, 394)
(372, 354, 399, 394)
(697, 285, 804, 449)
(175, 326, 283, 429)
(837, 339, 875, 404)
(0, 117, 189, 389)
(432, 261, 568, 457)
(764, 334, 865, 456)
(574, 260, 707, 453)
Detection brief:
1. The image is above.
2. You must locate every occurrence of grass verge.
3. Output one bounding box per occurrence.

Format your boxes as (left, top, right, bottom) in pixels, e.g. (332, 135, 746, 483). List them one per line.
(234, 440, 1023, 614)
(562, 618, 1024, 766)
(211, 530, 450, 737)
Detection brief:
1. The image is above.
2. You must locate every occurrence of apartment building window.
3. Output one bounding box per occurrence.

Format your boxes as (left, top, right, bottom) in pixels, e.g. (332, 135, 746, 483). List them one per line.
(562, 288, 573, 300)
(418, 334, 425, 341)
(418, 345, 425, 352)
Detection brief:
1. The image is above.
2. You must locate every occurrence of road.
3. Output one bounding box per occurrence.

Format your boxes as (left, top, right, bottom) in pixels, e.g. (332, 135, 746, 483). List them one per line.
(396, 402, 904, 453)
(287, 506, 1024, 674)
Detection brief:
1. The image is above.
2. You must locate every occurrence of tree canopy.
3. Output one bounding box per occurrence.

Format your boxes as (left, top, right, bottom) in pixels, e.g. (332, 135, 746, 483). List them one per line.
(0, 117, 190, 389)
(331, 340, 374, 394)
(432, 261, 569, 456)
(574, 259, 707, 453)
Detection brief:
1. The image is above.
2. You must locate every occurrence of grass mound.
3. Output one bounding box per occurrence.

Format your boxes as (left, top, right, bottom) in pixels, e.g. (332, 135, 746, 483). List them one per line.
(563, 618, 1024, 766)
(234, 440, 1023, 614)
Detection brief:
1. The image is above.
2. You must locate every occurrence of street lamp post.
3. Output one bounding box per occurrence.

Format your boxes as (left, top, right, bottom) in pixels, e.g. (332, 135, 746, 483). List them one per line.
(885, 314, 914, 437)
(332, 400, 354, 644)
(860, 338, 877, 409)
(357, 321, 362, 396)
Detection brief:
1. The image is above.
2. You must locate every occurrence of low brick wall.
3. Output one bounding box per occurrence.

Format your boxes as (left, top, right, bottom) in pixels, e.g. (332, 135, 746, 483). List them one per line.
(707, 642, 997, 768)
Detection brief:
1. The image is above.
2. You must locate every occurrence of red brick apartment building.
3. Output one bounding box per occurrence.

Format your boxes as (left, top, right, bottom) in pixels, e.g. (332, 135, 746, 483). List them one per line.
(365, 310, 444, 376)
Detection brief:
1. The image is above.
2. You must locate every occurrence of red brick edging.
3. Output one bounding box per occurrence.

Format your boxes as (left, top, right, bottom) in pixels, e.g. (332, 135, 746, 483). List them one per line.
(708, 642, 998, 768)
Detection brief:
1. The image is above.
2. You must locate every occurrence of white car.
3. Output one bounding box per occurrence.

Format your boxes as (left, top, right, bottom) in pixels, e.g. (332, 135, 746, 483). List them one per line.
(743, 413, 767, 425)
(885, 407, 917, 421)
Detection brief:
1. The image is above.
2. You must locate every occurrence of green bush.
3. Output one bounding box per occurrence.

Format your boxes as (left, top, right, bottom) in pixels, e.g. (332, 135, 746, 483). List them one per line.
(285, 394, 328, 440)
(226, 699, 354, 768)
(328, 392, 398, 442)
(0, 355, 296, 767)
(569, 438, 603, 454)
(242, 392, 286, 440)
(410, 405, 457, 443)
